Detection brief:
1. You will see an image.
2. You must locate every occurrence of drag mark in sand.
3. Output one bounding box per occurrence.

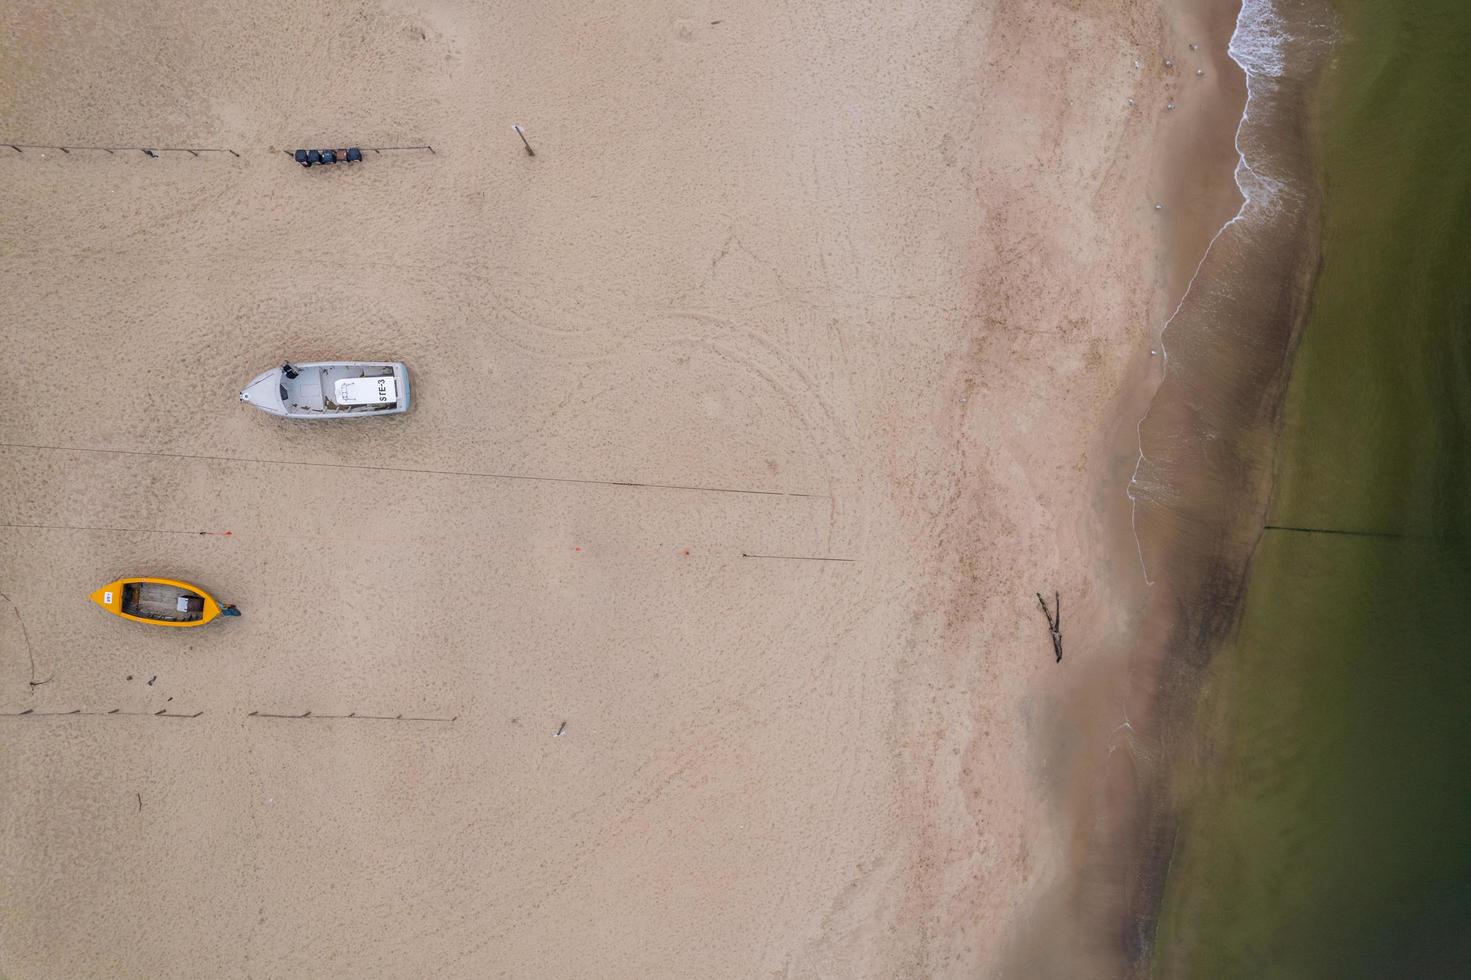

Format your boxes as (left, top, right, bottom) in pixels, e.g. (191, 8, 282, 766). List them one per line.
(0, 517, 859, 565)
(0, 591, 50, 690)
(4, 523, 855, 564)
(0, 443, 826, 500)
(0, 522, 231, 537)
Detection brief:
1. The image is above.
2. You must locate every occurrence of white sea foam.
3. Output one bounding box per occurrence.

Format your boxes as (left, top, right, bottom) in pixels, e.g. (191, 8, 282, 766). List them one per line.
(1230, 0, 1290, 79)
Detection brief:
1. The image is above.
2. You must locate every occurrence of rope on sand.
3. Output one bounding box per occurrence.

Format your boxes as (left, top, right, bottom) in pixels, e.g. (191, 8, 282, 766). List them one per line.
(248, 710, 458, 723)
(4, 143, 239, 157)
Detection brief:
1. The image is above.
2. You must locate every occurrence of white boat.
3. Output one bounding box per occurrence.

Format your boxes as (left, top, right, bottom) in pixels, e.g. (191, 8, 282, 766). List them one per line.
(240, 361, 410, 419)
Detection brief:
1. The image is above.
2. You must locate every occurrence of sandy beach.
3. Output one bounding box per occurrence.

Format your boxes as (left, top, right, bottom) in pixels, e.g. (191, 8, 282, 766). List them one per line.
(1, 0, 1244, 976)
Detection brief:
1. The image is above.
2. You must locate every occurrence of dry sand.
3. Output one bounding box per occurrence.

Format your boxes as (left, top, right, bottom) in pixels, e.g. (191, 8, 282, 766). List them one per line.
(0, 0, 1239, 976)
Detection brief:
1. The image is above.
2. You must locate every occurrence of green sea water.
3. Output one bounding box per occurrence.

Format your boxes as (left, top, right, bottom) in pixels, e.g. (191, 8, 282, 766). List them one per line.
(1153, 2, 1471, 977)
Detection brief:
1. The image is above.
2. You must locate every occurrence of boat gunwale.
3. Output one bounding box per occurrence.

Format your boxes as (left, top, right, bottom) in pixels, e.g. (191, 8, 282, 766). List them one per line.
(92, 576, 223, 627)
(241, 361, 410, 419)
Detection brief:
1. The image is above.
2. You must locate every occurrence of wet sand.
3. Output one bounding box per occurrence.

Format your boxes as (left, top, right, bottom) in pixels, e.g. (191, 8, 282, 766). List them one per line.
(1, 0, 1241, 976)
(1003, 0, 1340, 975)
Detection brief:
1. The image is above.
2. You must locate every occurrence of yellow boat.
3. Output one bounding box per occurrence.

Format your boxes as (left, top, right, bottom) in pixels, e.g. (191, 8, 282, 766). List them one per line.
(89, 577, 232, 627)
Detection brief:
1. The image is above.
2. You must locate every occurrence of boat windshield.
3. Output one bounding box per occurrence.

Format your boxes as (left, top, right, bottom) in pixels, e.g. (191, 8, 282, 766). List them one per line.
(279, 383, 289, 402)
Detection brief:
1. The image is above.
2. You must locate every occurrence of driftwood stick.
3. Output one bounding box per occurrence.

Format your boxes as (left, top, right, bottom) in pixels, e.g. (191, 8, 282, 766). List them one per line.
(1036, 591, 1063, 663)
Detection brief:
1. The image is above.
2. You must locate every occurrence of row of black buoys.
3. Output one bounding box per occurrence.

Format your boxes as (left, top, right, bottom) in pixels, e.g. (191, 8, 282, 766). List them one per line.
(294, 147, 363, 168)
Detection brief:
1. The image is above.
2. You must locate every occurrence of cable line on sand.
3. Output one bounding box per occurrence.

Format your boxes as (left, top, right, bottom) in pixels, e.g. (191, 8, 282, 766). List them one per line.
(0, 442, 827, 499)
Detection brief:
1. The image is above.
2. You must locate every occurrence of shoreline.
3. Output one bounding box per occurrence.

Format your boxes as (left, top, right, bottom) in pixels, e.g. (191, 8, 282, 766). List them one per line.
(1154, 0, 1252, 311)
(1089, 0, 1341, 974)
(1117, 0, 1339, 968)
(889, 1, 1285, 973)
(993, 0, 1255, 974)
(1152, 1, 1471, 967)
(994, 0, 1348, 973)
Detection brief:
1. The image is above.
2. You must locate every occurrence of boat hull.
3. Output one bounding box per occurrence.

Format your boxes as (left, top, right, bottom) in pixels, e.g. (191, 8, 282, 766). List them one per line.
(240, 361, 410, 419)
(90, 577, 224, 627)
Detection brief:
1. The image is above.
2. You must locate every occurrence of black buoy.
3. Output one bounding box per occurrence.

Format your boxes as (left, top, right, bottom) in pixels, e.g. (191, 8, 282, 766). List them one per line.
(346, 147, 363, 163)
(321, 149, 337, 164)
(294, 149, 310, 167)
(306, 149, 321, 165)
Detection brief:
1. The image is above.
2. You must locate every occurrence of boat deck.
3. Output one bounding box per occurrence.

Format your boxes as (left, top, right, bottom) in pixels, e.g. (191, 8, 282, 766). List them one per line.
(285, 364, 398, 414)
(122, 582, 204, 622)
